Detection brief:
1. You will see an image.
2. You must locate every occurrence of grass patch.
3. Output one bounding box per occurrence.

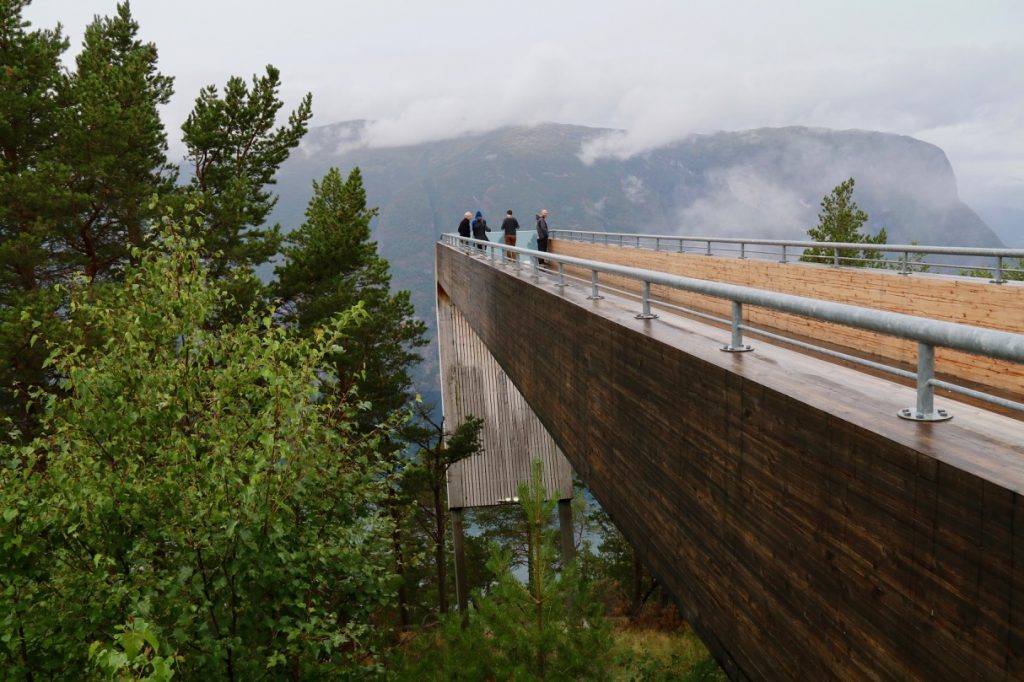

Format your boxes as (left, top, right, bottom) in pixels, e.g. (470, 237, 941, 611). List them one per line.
(612, 624, 728, 681)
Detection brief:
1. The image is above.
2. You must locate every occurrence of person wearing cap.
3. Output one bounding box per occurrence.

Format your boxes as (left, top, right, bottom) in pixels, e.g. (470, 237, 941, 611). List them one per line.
(471, 210, 490, 249)
(457, 211, 472, 240)
(500, 209, 520, 261)
(535, 209, 549, 265)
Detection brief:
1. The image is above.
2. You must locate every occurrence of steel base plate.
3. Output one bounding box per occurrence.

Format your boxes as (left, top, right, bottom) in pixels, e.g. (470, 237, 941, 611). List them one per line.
(898, 407, 953, 422)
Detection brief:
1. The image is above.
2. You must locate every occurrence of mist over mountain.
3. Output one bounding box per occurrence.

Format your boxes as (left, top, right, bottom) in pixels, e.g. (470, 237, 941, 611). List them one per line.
(268, 122, 1003, 395)
(975, 205, 1024, 248)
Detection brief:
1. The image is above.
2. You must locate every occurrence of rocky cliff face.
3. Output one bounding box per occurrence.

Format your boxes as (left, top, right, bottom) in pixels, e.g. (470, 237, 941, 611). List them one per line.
(268, 122, 1002, 396)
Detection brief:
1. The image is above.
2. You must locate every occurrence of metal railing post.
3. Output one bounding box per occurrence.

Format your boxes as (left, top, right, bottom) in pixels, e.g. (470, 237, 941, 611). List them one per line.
(900, 251, 910, 275)
(532, 254, 539, 278)
(655, 237, 660, 251)
(678, 238, 684, 253)
(635, 281, 658, 319)
(587, 270, 604, 300)
(779, 245, 787, 263)
(833, 247, 840, 267)
(992, 256, 1005, 284)
(740, 242, 747, 260)
(721, 301, 753, 352)
(555, 262, 567, 288)
(705, 240, 712, 256)
(899, 343, 952, 421)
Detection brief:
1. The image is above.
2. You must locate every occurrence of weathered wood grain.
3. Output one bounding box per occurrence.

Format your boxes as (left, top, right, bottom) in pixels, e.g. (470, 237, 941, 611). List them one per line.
(437, 285, 572, 508)
(437, 243, 1024, 681)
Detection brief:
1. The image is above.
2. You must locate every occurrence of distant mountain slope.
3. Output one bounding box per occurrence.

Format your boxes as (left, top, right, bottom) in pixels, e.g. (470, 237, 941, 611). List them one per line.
(268, 122, 1003, 395)
(975, 205, 1024, 248)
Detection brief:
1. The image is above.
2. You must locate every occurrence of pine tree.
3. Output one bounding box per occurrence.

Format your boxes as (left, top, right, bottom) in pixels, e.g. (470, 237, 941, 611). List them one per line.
(801, 177, 887, 267)
(57, 1, 175, 279)
(0, 1, 173, 438)
(0, 0, 69, 294)
(181, 65, 311, 282)
(275, 167, 427, 429)
(398, 461, 615, 681)
(1, 1, 172, 289)
(275, 166, 427, 632)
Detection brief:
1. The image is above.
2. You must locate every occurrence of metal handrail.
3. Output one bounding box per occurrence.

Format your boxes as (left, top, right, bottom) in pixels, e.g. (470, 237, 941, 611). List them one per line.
(550, 229, 1024, 282)
(440, 233, 1024, 421)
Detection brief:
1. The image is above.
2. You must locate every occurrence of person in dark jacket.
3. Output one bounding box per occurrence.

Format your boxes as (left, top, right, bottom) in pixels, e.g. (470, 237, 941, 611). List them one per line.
(535, 209, 549, 265)
(500, 209, 520, 261)
(471, 210, 490, 249)
(457, 211, 472, 240)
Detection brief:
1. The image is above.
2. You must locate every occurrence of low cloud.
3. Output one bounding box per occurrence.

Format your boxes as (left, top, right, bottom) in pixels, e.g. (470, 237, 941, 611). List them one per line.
(29, 0, 1018, 200)
(676, 166, 812, 240)
(621, 175, 649, 205)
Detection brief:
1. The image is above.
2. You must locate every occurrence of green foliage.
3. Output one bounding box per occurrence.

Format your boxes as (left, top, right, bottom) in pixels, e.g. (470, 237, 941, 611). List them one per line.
(181, 65, 312, 280)
(0, 218, 396, 678)
(89, 618, 179, 681)
(0, 0, 71, 295)
(611, 629, 727, 681)
(60, 1, 176, 271)
(275, 166, 427, 430)
(0, 3, 314, 440)
(801, 177, 887, 267)
(961, 259, 1024, 281)
(398, 460, 615, 681)
(0, 286, 66, 439)
(582, 495, 664, 617)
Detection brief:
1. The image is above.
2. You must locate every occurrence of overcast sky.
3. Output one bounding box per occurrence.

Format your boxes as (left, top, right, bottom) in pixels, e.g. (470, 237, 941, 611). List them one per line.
(24, 0, 1024, 208)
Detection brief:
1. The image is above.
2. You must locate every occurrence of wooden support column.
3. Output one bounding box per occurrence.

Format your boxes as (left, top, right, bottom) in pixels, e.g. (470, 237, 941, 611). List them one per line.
(451, 507, 469, 619)
(558, 498, 575, 564)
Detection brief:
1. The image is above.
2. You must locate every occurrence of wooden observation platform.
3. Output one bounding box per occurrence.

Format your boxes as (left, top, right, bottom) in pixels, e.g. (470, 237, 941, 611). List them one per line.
(436, 236, 1024, 680)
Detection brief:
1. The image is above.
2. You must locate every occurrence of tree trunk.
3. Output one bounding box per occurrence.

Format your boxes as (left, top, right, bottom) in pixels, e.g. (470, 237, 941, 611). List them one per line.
(433, 484, 448, 614)
(631, 552, 643, 618)
(388, 491, 410, 630)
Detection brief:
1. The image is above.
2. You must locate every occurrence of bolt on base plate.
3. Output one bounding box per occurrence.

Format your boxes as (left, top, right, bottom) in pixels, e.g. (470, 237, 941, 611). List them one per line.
(897, 407, 953, 422)
(721, 345, 754, 353)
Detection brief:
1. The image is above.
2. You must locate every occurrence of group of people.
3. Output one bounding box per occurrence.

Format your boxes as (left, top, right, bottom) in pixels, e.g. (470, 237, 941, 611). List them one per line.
(457, 208, 550, 264)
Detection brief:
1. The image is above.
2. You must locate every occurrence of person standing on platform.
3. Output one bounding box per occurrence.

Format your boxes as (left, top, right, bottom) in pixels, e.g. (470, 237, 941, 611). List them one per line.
(457, 211, 472, 241)
(535, 208, 549, 265)
(500, 209, 520, 260)
(471, 210, 490, 250)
